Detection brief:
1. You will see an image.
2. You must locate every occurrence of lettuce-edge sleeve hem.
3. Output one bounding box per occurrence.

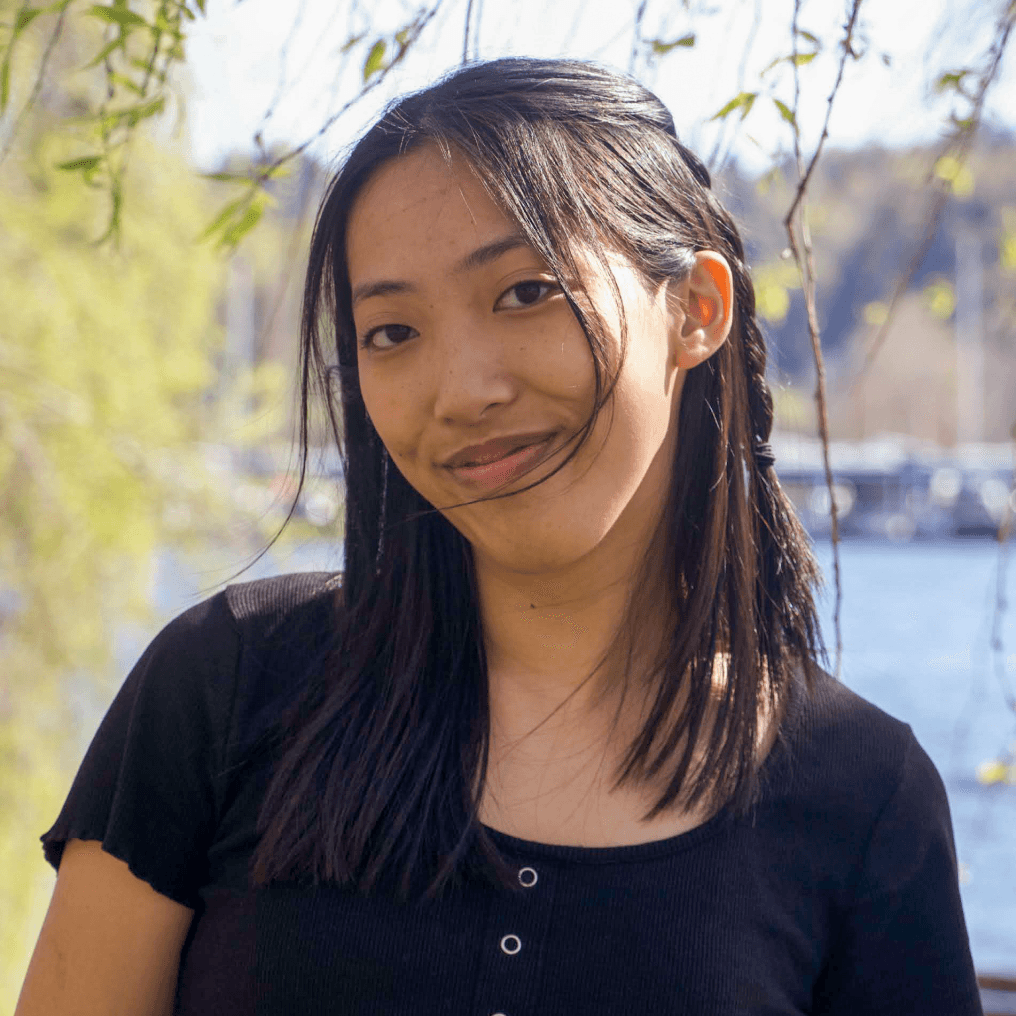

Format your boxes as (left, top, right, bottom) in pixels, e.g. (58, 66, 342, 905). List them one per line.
(38, 589, 244, 913)
(39, 830, 199, 910)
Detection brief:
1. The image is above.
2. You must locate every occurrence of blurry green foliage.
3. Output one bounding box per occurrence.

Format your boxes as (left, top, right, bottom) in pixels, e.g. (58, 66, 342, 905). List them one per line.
(0, 126, 232, 1003)
(923, 277, 957, 320)
(0, 4, 329, 988)
(1000, 207, 1016, 272)
(751, 257, 801, 325)
(934, 154, 976, 198)
(2, 0, 203, 242)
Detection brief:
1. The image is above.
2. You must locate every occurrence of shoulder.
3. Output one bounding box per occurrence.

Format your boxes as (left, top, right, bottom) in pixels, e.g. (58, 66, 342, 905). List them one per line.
(219, 571, 343, 732)
(40, 572, 343, 902)
(149, 571, 341, 670)
(222, 570, 342, 631)
(780, 668, 918, 787)
(111, 570, 342, 762)
(764, 669, 945, 842)
(779, 675, 981, 1011)
(220, 570, 342, 659)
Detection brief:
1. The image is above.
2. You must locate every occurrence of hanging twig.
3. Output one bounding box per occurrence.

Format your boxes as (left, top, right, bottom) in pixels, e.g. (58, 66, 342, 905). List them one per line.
(198, 0, 444, 248)
(462, 0, 474, 64)
(707, 0, 763, 175)
(849, 2, 1016, 385)
(257, 1, 443, 182)
(630, 0, 648, 75)
(783, 0, 864, 679)
(0, 3, 69, 168)
(253, 0, 312, 153)
(470, 0, 484, 61)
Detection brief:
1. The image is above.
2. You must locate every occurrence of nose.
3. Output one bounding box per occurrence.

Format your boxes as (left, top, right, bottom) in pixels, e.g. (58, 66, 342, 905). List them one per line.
(431, 315, 517, 424)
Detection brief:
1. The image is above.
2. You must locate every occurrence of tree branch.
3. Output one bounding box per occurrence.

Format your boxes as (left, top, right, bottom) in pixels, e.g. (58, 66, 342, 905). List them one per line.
(256, 0, 444, 184)
(0, 3, 69, 169)
(783, 0, 864, 679)
(462, 0, 474, 64)
(630, 0, 648, 75)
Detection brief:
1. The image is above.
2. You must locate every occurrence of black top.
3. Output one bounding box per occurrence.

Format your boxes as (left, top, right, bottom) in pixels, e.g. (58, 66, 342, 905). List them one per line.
(42, 572, 983, 1015)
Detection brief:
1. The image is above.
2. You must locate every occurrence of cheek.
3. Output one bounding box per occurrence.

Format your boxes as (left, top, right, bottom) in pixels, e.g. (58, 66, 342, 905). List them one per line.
(518, 313, 598, 412)
(358, 366, 420, 459)
(596, 326, 678, 457)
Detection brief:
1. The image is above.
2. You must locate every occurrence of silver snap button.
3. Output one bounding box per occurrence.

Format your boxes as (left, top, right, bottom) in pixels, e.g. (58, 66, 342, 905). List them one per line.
(499, 933, 522, 955)
(518, 866, 538, 887)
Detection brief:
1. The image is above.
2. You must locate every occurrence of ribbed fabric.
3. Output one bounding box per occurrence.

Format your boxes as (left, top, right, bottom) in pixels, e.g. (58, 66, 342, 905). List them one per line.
(41, 573, 983, 1015)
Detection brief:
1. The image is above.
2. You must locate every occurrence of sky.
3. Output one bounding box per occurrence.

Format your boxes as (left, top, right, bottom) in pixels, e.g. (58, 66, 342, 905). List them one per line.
(178, 0, 1016, 177)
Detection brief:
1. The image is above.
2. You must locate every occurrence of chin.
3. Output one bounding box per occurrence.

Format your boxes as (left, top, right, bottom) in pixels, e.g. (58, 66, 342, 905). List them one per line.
(469, 524, 611, 577)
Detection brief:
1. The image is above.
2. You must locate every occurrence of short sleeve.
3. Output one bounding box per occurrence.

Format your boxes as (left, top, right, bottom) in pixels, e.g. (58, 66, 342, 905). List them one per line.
(41, 591, 242, 909)
(813, 731, 982, 1015)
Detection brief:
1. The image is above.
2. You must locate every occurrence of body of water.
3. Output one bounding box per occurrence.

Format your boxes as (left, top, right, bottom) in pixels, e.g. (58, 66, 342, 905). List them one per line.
(121, 537, 1016, 976)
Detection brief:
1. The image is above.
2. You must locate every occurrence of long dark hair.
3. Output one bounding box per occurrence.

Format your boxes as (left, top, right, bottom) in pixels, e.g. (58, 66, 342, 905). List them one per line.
(253, 57, 826, 900)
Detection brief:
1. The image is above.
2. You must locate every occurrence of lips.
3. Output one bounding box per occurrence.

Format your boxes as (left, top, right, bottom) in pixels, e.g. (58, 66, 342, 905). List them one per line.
(441, 432, 556, 469)
(442, 432, 557, 491)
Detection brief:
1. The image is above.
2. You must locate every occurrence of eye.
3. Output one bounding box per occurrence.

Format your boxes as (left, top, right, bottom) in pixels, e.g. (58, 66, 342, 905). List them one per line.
(494, 279, 559, 311)
(361, 323, 418, 350)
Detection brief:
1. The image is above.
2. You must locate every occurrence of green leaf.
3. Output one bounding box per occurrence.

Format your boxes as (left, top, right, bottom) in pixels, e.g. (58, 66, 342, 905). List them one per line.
(56, 155, 103, 172)
(99, 95, 165, 131)
(86, 4, 150, 30)
(15, 7, 44, 34)
(97, 175, 124, 245)
(221, 195, 267, 248)
(710, 91, 757, 122)
(363, 39, 386, 81)
(109, 71, 144, 96)
(260, 162, 291, 180)
(1, 59, 10, 115)
(651, 33, 695, 54)
(773, 98, 796, 126)
(202, 171, 251, 183)
(394, 27, 411, 48)
(935, 69, 969, 93)
(194, 0, 206, 13)
(198, 195, 250, 242)
(341, 32, 366, 53)
(791, 51, 817, 66)
(795, 29, 820, 47)
(83, 37, 126, 69)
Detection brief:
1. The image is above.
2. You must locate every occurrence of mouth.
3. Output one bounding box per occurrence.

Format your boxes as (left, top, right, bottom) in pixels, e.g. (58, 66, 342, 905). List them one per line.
(443, 433, 557, 492)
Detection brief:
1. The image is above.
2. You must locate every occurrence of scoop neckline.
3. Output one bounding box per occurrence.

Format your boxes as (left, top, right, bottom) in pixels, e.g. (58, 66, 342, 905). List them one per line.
(478, 804, 734, 863)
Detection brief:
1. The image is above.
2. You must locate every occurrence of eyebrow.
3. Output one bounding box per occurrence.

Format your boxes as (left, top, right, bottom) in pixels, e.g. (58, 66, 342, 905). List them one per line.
(350, 233, 531, 307)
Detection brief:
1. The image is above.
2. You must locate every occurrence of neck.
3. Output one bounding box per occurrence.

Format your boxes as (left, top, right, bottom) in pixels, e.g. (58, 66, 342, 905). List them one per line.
(474, 534, 669, 748)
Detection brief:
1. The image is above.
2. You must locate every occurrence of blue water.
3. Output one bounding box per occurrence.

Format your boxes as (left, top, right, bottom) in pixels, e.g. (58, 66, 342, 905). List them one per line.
(130, 537, 1016, 976)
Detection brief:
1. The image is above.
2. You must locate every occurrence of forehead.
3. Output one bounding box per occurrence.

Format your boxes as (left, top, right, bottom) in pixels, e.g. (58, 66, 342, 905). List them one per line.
(346, 146, 520, 280)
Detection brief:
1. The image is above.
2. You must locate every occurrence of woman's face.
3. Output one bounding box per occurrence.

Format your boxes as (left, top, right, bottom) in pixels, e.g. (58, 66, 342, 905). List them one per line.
(347, 145, 719, 578)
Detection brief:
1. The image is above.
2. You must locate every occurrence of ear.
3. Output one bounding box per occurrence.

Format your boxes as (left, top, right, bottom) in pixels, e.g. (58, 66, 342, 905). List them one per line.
(667, 252, 734, 371)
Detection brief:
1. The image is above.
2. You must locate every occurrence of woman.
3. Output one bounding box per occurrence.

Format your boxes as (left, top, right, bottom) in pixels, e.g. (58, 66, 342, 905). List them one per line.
(18, 58, 981, 1015)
